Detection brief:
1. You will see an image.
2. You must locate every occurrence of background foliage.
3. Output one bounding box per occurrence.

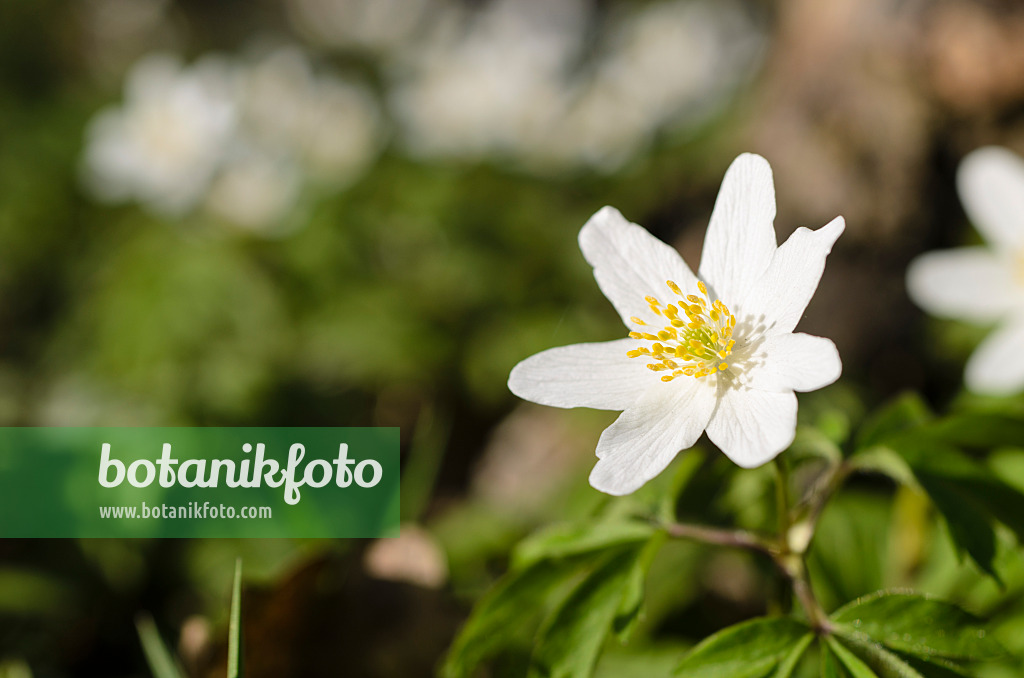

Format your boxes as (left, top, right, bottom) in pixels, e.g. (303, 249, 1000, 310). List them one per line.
(2, 0, 1024, 676)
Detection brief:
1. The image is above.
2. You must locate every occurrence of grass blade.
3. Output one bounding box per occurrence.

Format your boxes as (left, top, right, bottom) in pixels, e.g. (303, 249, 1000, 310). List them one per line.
(135, 613, 186, 678)
(227, 559, 244, 678)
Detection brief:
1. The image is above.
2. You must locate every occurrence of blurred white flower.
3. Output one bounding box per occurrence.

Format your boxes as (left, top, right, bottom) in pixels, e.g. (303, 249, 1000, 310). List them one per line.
(82, 53, 238, 216)
(204, 146, 302, 233)
(389, 0, 584, 160)
(907, 146, 1024, 395)
(553, 0, 762, 169)
(286, 0, 434, 55)
(81, 46, 385, 230)
(240, 47, 385, 186)
(509, 154, 844, 495)
(388, 0, 760, 170)
(298, 76, 385, 183)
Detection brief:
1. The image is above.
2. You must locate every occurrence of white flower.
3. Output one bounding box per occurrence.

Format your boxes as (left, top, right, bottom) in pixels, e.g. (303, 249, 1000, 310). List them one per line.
(508, 154, 844, 495)
(204, 146, 302, 232)
(81, 53, 238, 216)
(907, 146, 1024, 395)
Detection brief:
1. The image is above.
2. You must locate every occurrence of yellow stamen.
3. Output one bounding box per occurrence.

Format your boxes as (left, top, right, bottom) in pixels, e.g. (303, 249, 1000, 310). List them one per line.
(626, 278, 738, 382)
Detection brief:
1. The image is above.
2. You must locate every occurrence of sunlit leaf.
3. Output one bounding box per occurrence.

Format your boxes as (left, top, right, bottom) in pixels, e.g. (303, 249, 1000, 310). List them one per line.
(442, 558, 581, 678)
(770, 633, 813, 678)
(512, 521, 658, 571)
(855, 394, 933, 452)
(673, 617, 811, 678)
(830, 592, 1002, 661)
(529, 547, 645, 678)
(825, 636, 877, 678)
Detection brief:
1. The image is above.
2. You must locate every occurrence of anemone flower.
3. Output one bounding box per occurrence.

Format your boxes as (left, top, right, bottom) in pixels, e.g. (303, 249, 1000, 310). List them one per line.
(907, 146, 1024, 397)
(509, 153, 845, 495)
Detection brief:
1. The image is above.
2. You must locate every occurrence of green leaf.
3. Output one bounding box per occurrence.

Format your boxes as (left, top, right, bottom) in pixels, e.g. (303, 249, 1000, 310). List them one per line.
(848, 447, 919, 489)
(228, 559, 244, 678)
(442, 558, 581, 678)
(135, 614, 187, 678)
(612, 532, 665, 642)
(788, 426, 842, 465)
(830, 592, 1003, 661)
(770, 633, 813, 678)
(822, 645, 847, 678)
(825, 637, 878, 678)
(921, 412, 1024, 450)
(834, 637, 969, 678)
(855, 394, 933, 451)
(673, 617, 811, 678)
(830, 633, 924, 678)
(882, 441, 1024, 579)
(512, 521, 657, 570)
(529, 547, 644, 678)
(912, 472, 1000, 581)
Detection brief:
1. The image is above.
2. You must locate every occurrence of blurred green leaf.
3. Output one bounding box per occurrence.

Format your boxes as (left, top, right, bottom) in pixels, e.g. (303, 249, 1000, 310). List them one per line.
(788, 426, 843, 465)
(442, 558, 581, 678)
(825, 637, 877, 678)
(0, 660, 33, 678)
(594, 644, 690, 678)
(135, 614, 186, 678)
(855, 394, 933, 452)
(879, 441, 1024, 580)
(832, 634, 971, 678)
(922, 413, 1024, 450)
(913, 472, 1000, 582)
(830, 592, 1002, 661)
(807, 492, 891, 613)
(228, 559, 243, 678)
(612, 532, 665, 643)
(673, 617, 811, 677)
(770, 633, 813, 678)
(849, 447, 919, 489)
(530, 547, 645, 678)
(512, 521, 658, 570)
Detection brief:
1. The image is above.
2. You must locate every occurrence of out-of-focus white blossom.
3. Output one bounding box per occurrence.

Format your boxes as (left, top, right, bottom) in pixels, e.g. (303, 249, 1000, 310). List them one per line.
(552, 0, 762, 169)
(204, 147, 302, 233)
(389, 0, 585, 160)
(388, 0, 762, 170)
(241, 48, 385, 186)
(286, 0, 435, 55)
(82, 53, 238, 216)
(907, 146, 1024, 395)
(81, 46, 386, 231)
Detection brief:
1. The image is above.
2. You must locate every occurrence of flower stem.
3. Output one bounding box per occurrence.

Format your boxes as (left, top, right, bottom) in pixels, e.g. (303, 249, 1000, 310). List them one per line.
(661, 521, 776, 555)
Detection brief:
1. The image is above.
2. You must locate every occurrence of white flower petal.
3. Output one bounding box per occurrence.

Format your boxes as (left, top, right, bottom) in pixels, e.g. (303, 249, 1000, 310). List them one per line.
(733, 216, 845, 336)
(957, 146, 1024, 252)
(589, 377, 716, 495)
(579, 206, 699, 330)
(965, 317, 1024, 396)
(705, 388, 797, 468)
(906, 247, 1021, 323)
(508, 338, 653, 411)
(744, 333, 842, 393)
(698, 153, 778, 303)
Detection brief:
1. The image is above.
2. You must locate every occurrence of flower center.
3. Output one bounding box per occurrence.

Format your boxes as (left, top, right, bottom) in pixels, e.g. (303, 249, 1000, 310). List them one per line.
(626, 280, 736, 382)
